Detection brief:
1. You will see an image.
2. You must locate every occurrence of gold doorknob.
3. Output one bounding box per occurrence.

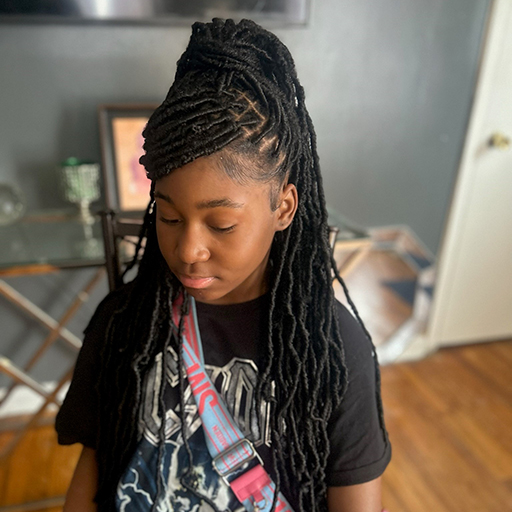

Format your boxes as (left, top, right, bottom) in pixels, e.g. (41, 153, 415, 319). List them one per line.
(488, 132, 511, 150)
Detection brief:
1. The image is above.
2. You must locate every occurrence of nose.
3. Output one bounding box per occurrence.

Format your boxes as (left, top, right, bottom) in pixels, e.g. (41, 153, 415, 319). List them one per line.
(176, 225, 210, 265)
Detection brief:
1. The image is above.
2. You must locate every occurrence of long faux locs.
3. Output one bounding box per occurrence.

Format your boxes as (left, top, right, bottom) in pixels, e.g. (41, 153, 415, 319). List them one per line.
(93, 18, 386, 512)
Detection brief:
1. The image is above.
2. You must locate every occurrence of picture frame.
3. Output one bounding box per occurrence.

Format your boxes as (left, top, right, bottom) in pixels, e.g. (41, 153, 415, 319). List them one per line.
(98, 104, 157, 213)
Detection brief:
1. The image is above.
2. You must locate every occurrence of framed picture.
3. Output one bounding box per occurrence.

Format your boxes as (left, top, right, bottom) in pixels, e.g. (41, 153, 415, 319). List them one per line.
(98, 104, 157, 213)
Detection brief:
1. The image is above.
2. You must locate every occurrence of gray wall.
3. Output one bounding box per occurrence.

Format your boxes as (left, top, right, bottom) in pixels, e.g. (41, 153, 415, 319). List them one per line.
(0, 0, 490, 252)
(0, 0, 490, 383)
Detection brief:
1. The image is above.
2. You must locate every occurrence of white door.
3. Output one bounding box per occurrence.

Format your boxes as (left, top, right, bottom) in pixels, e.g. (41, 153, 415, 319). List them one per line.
(426, 0, 512, 347)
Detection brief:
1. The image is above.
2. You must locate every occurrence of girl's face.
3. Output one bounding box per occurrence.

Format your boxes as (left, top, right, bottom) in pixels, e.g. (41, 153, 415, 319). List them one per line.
(154, 153, 297, 305)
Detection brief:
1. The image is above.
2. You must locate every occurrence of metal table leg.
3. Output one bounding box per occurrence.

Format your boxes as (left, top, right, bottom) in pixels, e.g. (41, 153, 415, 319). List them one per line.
(0, 267, 105, 407)
(0, 267, 105, 459)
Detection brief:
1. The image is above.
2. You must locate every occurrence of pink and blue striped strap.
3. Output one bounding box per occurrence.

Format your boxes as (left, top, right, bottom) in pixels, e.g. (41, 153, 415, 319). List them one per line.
(172, 295, 294, 512)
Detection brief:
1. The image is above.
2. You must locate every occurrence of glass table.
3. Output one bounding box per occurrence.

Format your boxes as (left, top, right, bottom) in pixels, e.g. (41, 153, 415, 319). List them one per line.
(0, 210, 106, 462)
(0, 210, 104, 273)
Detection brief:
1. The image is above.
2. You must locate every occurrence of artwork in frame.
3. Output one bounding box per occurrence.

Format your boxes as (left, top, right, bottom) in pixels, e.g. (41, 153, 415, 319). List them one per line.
(98, 104, 157, 213)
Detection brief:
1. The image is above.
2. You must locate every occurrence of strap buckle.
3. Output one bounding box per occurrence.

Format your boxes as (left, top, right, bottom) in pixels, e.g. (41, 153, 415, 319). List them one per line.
(212, 438, 263, 485)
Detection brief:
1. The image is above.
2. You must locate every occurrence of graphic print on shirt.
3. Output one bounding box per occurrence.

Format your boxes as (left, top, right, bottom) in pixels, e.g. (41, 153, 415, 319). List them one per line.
(116, 345, 271, 512)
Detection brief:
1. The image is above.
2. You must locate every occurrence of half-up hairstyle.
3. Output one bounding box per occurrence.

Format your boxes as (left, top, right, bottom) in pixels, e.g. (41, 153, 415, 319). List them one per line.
(94, 18, 386, 512)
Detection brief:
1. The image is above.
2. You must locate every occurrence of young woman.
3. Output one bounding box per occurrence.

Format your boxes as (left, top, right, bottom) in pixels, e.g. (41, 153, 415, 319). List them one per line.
(56, 18, 391, 512)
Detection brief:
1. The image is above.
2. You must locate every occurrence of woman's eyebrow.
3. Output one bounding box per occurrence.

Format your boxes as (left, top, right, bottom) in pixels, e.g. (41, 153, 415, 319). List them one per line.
(154, 191, 244, 209)
(154, 191, 173, 204)
(196, 198, 245, 209)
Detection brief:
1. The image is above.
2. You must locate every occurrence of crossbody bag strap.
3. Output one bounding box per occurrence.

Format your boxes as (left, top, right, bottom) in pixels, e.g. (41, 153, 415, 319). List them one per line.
(172, 294, 294, 512)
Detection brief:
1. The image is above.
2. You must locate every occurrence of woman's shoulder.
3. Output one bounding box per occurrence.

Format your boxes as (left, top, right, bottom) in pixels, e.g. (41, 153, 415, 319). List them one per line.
(331, 298, 382, 404)
(326, 300, 391, 485)
(333, 299, 375, 364)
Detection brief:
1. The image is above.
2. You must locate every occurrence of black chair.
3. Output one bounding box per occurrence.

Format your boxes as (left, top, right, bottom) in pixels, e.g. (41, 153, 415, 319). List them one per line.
(99, 210, 144, 292)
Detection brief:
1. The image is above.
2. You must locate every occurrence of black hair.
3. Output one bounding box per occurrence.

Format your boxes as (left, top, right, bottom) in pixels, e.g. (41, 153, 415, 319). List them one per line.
(94, 18, 386, 512)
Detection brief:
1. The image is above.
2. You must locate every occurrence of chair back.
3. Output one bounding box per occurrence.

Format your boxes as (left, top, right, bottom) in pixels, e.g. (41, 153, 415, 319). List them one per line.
(100, 210, 143, 291)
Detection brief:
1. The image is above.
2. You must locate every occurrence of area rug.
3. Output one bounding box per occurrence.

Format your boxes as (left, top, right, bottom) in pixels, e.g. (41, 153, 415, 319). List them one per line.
(382, 279, 417, 305)
(382, 279, 434, 306)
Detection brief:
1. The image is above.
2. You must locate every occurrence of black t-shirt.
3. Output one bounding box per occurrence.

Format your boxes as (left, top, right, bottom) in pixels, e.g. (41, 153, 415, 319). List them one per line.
(56, 287, 391, 510)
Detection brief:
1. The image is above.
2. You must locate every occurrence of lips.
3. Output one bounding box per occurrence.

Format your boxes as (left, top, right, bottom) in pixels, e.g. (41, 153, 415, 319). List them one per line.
(177, 273, 216, 289)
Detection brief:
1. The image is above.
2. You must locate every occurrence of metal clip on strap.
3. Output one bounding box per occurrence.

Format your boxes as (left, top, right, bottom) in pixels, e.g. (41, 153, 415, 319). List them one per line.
(212, 438, 264, 485)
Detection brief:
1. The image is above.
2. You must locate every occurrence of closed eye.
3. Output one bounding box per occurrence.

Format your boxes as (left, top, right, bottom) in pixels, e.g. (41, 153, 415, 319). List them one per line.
(159, 216, 181, 225)
(211, 225, 236, 233)
(159, 216, 234, 233)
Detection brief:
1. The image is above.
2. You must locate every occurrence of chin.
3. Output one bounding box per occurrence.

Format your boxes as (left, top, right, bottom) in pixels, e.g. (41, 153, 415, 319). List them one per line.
(184, 286, 228, 304)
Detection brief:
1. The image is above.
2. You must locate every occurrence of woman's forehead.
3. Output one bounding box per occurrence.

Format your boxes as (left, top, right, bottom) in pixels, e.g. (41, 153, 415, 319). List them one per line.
(154, 155, 273, 208)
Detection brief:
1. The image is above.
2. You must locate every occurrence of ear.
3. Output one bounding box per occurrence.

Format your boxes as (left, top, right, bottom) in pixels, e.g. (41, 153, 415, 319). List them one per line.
(275, 183, 298, 232)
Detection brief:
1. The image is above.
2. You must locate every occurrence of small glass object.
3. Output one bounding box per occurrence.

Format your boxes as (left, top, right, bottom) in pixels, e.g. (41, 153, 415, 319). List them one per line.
(59, 158, 103, 259)
(0, 183, 26, 226)
(59, 157, 101, 225)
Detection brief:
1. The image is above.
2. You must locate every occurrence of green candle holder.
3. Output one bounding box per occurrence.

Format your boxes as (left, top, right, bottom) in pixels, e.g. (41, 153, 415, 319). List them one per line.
(59, 157, 100, 225)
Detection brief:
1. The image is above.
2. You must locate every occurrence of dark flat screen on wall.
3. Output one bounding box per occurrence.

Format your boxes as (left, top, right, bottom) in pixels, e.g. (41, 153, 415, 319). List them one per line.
(0, 0, 310, 25)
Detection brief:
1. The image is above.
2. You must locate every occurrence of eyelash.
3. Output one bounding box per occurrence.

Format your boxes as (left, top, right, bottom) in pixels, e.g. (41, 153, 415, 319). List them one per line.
(158, 217, 235, 233)
(159, 217, 180, 226)
(212, 225, 236, 233)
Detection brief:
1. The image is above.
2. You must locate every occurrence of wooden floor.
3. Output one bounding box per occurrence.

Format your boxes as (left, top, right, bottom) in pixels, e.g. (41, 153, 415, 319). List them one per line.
(334, 247, 416, 346)
(333, 225, 434, 347)
(0, 423, 80, 510)
(380, 338, 512, 512)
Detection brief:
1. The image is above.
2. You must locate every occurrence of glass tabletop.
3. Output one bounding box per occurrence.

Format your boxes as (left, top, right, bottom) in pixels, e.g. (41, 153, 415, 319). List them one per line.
(0, 207, 368, 272)
(0, 210, 105, 271)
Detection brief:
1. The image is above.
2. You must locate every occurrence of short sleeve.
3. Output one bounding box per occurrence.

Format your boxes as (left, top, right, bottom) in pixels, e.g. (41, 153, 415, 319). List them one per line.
(326, 301, 392, 486)
(55, 288, 125, 448)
